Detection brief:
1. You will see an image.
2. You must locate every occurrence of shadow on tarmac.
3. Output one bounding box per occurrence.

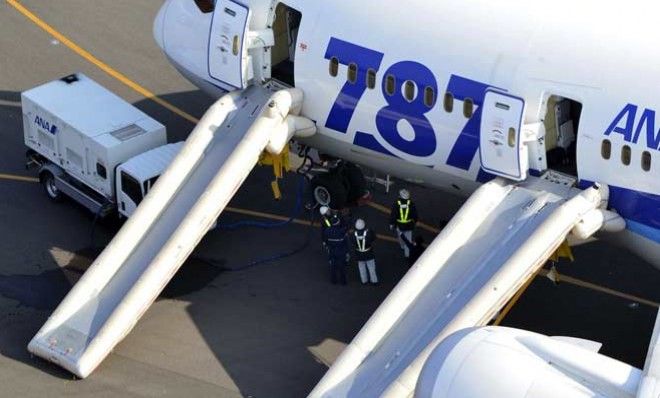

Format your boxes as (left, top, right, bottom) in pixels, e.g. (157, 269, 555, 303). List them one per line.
(0, 90, 21, 103)
(0, 243, 228, 380)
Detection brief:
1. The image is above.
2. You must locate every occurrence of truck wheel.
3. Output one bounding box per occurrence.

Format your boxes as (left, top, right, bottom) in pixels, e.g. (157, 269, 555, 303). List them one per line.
(311, 174, 348, 209)
(41, 172, 63, 202)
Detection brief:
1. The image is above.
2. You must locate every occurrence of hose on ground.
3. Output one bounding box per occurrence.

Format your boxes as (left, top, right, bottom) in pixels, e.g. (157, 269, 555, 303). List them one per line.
(213, 171, 318, 271)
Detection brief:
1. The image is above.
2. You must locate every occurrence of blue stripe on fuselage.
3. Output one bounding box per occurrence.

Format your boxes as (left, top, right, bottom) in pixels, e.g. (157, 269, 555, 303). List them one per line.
(627, 220, 660, 243)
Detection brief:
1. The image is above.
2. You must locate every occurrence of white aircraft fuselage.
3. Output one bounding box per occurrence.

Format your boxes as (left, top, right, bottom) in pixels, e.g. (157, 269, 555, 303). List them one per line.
(154, 0, 660, 268)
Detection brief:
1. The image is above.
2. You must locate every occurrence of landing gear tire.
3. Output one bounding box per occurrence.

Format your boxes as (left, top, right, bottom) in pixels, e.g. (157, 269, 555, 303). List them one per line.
(313, 185, 331, 206)
(41, 172, 63, 202)
(312, 174, 348, 209)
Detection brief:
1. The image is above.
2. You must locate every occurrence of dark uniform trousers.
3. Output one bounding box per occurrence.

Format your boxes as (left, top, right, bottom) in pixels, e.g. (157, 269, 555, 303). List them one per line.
(324, 224, 348, 285)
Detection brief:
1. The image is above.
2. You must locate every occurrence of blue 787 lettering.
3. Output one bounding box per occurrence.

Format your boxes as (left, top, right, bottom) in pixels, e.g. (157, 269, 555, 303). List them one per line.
(323, 37, 494, 171)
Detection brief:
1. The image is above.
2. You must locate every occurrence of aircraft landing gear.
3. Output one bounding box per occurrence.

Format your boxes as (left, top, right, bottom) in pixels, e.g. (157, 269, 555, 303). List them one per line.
(310, 161, 368, 209)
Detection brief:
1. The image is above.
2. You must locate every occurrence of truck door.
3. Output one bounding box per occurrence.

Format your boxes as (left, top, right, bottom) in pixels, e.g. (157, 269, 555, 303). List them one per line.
(209, 0, 251, 89)
(479, 90, 527, 181)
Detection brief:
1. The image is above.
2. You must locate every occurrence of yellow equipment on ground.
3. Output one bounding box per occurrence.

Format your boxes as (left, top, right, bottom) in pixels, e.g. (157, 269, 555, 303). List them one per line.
(259, 145, 291, 200)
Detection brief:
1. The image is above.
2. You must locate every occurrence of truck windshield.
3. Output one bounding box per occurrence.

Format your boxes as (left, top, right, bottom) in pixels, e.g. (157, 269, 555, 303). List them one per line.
(143, 175, 159, 195)
(121, 171, 143, 205)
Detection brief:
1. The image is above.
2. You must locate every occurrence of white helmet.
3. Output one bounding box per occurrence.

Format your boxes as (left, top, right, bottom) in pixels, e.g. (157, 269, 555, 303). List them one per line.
(399, 189, 410, 200)
(319, 206, 330, 216)
(355, 219, 366, 230)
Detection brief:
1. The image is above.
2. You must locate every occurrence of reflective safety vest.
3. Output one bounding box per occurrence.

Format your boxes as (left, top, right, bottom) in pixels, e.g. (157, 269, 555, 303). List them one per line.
(323, 217, 331, 227)
(397, 200, 412, 223)
(355, 231, 370, 252)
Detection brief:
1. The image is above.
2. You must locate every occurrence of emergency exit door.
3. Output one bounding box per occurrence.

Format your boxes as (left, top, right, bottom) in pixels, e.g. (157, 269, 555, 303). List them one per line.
(209, 0, 251, 89)
(479, 90, 527, 181)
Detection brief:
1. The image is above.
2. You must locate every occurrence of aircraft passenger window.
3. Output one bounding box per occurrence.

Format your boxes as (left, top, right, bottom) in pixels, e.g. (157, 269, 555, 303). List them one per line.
(642, 151, 652, 171)
(443, 92, 454, 113)
(463, 98, 474, 118)
(348, 63, 358, 84)
(367, 69, 377, 89)
(403, 81, 416, 102)
(601, 139, 611, 160)
(329, 57, 339, 77)
(424, 87, 435, 108)
(385, 75, 396, 96)
(621, 145, 632, 166)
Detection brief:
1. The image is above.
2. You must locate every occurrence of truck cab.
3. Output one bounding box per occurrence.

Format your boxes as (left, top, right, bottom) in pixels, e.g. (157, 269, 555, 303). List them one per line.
(115, 143, 183, 217)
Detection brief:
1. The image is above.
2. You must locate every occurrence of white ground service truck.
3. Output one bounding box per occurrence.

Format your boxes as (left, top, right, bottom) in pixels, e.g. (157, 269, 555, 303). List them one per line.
(22, 73, 181, 218)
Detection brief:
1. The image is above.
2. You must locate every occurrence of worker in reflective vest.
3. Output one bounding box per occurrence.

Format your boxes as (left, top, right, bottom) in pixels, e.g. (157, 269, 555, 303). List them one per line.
(322, 214, 349, 285)
(320, 206, 332, 227)
(320, 205, 332, 251)
(351, 219, 378, 285)
(389, 189, 418, 259)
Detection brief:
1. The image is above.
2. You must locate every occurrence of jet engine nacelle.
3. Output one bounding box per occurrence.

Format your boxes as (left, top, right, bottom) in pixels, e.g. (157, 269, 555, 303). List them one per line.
(416, 327, 641, 398)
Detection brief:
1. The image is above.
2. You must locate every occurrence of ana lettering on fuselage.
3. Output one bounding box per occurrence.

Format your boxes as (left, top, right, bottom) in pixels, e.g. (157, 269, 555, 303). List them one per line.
(605, 104, 660, 150)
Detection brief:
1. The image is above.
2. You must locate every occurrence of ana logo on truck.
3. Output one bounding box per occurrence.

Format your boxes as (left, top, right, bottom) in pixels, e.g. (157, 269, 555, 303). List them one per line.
(34, 115, 58, 135)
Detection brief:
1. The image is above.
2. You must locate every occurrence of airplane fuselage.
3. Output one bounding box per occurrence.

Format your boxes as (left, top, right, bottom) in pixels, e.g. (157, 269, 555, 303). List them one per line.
(155, 0, 660, 267)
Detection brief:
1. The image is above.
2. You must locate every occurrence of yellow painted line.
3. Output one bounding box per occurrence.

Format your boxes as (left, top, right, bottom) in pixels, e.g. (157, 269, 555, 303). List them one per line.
(0, 99, 21, 107)
(376, 234, 398, 243)
(6, 0, 200, 125)
(6, 172, 656, 307)
(225, 206, 397, 243)
(226, 206, 304, 224)
(495, 268, 659, 325)
(538, 269, 659, 308)
(366, 201, 441, 234)
(0, 173, 39, 183)
(365, 200, 392, 215)
(0, 174, 400, 243)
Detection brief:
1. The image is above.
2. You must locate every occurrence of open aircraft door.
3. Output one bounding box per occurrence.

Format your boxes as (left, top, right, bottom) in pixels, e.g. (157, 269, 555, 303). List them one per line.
(479, 90, 527, 181)
(209, 0, 251, 89)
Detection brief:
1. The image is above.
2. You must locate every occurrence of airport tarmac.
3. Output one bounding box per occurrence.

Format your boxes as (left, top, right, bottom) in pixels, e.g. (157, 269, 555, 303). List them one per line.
(0, 1, 659, 397)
